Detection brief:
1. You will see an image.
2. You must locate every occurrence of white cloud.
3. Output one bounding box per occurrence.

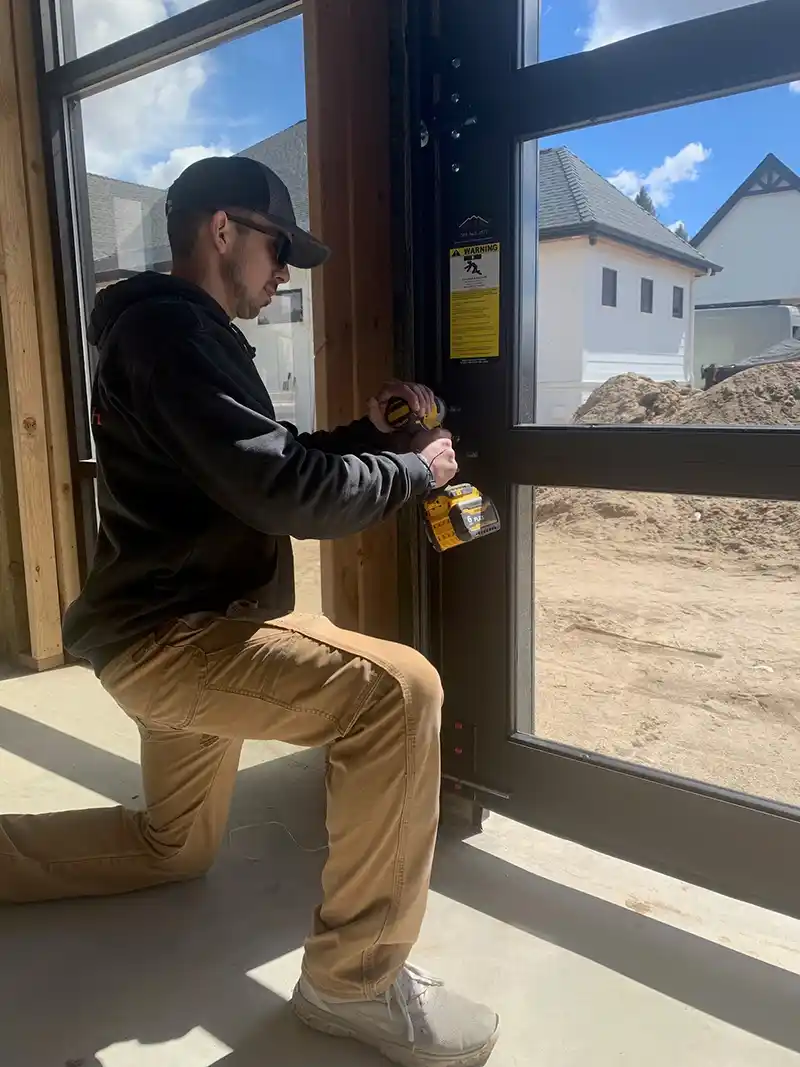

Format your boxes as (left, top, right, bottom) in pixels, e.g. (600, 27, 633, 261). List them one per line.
(141, 145, 233, 188)
(607, 168, 642, 199)
(608, 142, 711, 208)
(582, 0, 760, 51)
(81, 55, 214, 182)
(74, 1, 227, 187)
(72, 0, 206, 55)
(667, 220, 686, 233)
(790, 82, 800, 94)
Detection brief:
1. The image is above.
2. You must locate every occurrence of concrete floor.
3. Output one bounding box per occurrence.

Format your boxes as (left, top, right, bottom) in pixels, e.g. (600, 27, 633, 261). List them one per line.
(1, 665, 800, 1067)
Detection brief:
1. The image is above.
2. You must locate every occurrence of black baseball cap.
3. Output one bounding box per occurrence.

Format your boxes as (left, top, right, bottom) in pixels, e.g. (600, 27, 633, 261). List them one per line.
(165, 155, 331, 270)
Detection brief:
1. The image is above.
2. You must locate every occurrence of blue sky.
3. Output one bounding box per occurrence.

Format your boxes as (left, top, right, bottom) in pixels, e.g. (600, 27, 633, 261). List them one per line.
(80, 15, 309, 187)
(538, 1, 800, 236)
(84, 2, 799, 239)
(540, 85, 799, 237)
(191, 16, 307, 152)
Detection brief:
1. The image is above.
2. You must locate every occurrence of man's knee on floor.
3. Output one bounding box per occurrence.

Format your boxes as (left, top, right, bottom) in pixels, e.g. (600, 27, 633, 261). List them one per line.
(141, 822, 220, 881)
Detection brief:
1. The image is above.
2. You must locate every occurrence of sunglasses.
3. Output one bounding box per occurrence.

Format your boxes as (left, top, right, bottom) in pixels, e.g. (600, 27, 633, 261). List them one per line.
(225, 212, 292, 267)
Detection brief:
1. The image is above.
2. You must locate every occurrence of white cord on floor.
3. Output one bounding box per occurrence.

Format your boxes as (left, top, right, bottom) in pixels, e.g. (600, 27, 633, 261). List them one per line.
(228, 820, 328, 860)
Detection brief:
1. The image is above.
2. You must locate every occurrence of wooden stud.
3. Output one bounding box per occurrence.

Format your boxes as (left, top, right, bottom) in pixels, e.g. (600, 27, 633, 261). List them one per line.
(305, 0, 400, 640)
(10, 0, 81, 618)
(305, 0, 359, 632)
(348, 0, 399, 642)
(0, 0, 64, 666)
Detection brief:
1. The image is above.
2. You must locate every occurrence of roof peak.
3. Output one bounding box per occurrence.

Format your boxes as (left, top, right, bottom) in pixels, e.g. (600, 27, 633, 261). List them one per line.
(693, 152, 800, 246)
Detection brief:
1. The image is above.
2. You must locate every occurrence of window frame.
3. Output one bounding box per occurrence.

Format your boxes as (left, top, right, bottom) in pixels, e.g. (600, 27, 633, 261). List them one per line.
(640, 277, 654, 315)
(673, 285, 685, 319)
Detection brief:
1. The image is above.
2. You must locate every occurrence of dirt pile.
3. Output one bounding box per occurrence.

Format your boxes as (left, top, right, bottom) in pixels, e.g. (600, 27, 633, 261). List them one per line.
(574, 373, 691, 425)
(665, 363, 800, 426)
(536, 364, 800, 565)
(535, 487, 800, 564)
(574, 363, 800, 427)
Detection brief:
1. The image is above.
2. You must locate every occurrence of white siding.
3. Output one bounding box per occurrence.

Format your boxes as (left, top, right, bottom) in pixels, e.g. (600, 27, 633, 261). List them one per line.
(536, 237, 586, 424)
(695, 189, 800, 306)
(112, 197, 145, 272)
(536, 237, 698, 424)
(584, 239, 696, 385)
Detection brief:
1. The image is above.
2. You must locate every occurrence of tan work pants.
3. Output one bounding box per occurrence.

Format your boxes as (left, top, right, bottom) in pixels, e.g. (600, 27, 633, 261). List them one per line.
(0, 613, 443, 1000)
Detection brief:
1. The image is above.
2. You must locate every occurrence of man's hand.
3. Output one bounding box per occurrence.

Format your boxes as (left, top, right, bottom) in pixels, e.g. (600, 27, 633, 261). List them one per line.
(416, 429, 458, 489)
(409, 426, 451, 453)
(368, 380, 437, 434)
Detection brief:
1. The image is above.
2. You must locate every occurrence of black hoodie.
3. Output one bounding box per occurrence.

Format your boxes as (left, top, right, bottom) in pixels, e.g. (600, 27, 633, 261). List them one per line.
(63, 273, 433, 672)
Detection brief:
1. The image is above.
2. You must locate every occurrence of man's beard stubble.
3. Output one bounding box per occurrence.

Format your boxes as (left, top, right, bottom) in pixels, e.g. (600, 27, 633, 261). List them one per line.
(221, 255, 260, 320)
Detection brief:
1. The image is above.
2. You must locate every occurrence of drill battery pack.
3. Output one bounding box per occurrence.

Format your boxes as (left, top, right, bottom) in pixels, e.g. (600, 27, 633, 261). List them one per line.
(423, 483, 501, 552)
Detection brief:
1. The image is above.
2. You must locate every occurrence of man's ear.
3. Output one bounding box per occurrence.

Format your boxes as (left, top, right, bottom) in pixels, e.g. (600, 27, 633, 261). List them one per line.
(210, 210, 231, 252)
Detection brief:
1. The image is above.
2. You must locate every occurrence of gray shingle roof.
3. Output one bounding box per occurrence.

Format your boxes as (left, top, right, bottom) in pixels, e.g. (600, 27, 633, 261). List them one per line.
(87, 129, 717, 278)
(88, 121, 310, 276)
(539, 146, 718, 273)
(87, 172, 170, 278)
(238, 121, 309, 231)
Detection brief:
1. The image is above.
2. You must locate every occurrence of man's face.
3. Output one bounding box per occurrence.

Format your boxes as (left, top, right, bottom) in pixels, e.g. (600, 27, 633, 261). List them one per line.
(216, 209, 291, 320)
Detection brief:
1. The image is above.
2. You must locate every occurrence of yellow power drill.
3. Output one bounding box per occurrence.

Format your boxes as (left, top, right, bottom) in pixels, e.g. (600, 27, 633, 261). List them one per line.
(385, 395, 501, 552)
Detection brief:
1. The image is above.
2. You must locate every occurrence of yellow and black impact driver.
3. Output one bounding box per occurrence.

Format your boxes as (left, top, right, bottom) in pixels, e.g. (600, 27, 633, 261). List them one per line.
(385, 394, 502, 552)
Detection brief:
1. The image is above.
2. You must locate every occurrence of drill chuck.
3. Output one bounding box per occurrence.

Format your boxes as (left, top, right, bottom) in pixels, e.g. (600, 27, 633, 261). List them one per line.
(386, 395, 447, 431)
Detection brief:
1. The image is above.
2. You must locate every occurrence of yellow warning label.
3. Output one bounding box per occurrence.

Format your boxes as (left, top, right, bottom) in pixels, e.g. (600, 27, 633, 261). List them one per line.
(450, 243, 500, 257)
(449, 242, 500, 360)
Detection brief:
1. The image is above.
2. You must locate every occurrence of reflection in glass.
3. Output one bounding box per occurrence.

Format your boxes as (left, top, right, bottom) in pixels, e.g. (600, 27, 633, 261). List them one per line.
(518, 486, 800, 810)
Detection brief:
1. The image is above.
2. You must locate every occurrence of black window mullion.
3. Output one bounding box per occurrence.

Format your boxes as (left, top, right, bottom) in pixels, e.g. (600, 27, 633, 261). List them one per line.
(476, 0, 800, 141)
(483, 426, 800, 502)
(44, 0, 299, 99)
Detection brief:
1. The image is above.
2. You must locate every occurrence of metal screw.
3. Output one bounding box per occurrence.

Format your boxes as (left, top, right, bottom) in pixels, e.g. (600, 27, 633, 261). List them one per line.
(451, 128, 461, 140)
(451, 92, 461, 104)
(451, 162, 461, 173)
(451, 57, 461, 68)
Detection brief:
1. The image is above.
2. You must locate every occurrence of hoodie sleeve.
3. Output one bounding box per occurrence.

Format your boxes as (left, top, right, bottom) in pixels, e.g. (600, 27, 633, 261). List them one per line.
(142, 347, 434, 540)
(287, 418, 410, 456)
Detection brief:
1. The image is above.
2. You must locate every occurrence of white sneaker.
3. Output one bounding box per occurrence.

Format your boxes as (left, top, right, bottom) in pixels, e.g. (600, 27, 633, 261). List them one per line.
(291, 964, 500, 1066)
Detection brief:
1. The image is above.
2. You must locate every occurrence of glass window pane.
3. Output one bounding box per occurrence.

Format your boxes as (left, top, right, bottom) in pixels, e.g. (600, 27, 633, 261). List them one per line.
(517, 485, 800, 810)
(61, 0, 210, 59)
(520, 84, 800, 426)
(601, 267, 617, 307)
(72, 14, 322, 607)
(529, 0, 769, 64)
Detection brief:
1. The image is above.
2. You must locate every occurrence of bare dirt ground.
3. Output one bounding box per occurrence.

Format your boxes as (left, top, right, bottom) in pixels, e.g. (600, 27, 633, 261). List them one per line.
(534, 527, 800, 809)
(290, 487, 800, 810)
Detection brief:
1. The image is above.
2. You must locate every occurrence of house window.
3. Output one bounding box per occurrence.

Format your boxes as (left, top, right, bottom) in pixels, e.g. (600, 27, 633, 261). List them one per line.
(672, 285, 685, 319)
(640, 278, 654, 314)
(258, 288, 304, 325)
(602, 267, 617, 307)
